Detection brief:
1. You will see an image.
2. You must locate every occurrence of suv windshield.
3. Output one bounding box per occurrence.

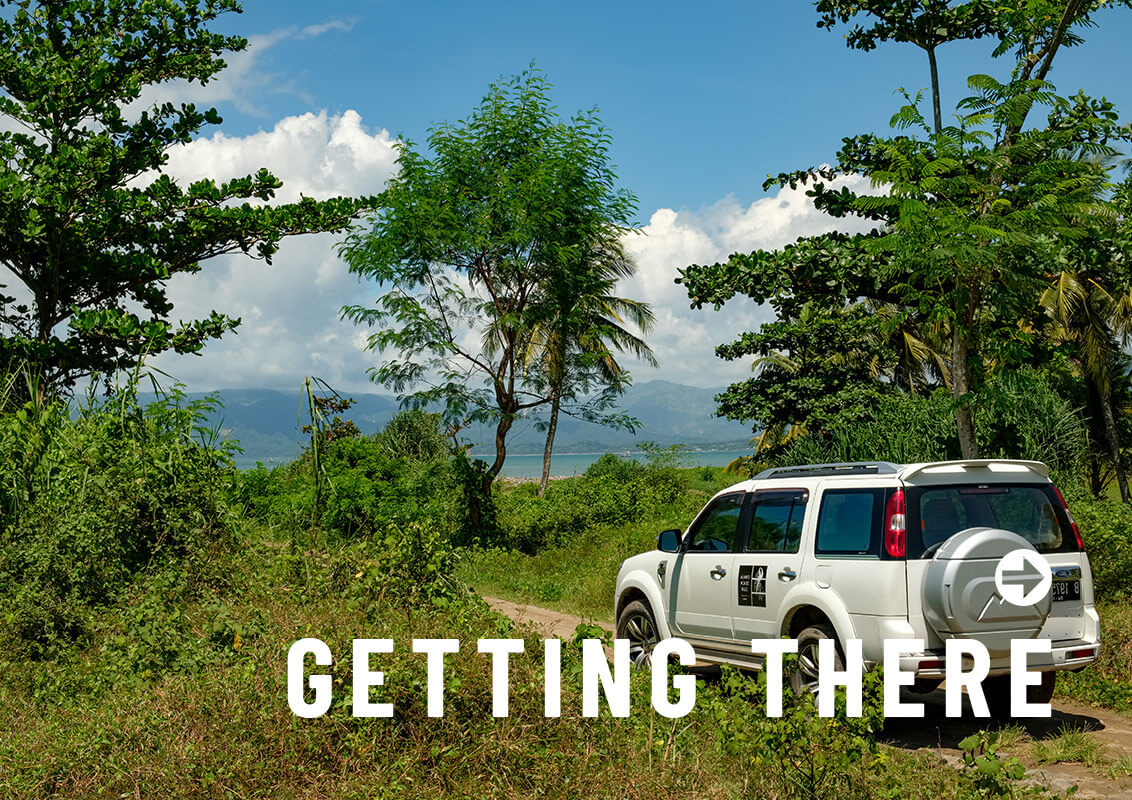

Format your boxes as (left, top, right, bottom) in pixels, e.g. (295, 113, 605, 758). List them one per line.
(909, 484, 1075, 557)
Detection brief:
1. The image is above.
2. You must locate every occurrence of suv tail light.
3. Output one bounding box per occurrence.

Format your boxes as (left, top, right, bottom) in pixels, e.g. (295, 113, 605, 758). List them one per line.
(885, 488, 906, 558)
(1052, 485, 1085, 550)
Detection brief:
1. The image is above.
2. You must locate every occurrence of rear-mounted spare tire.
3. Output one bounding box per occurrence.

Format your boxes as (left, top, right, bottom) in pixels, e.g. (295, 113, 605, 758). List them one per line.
(921, 527, 1052, 657)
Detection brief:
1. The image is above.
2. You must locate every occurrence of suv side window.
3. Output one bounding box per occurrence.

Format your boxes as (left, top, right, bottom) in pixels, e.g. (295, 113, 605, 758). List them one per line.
(745, 491, 807, 552)
(685, 492, 744, 552)
(815, 489, 882, 557)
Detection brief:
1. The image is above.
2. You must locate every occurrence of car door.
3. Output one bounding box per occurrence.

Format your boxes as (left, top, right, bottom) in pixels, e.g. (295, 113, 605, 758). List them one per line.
(731, 489, 808, 641)
(671, 491, 746, 641)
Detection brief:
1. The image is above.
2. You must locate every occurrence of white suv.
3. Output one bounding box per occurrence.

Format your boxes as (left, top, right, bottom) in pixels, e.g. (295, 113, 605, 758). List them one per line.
(614, 460, 1099, 704)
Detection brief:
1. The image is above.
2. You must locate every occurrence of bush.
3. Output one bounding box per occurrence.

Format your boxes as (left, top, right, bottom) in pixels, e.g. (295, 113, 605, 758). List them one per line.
(770, 370, 1087, 475)
(0, 383, 237, 660)
(496, 459, 693, 554)
(705, 662, 884, 800)
(584, 452, 645, 483)
(237, 410, 489, 546)
(1062, 493, 1132, 602)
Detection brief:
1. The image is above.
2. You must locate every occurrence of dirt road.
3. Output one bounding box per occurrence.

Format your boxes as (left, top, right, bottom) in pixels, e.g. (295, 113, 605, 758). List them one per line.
(483, 595, 1132, 798)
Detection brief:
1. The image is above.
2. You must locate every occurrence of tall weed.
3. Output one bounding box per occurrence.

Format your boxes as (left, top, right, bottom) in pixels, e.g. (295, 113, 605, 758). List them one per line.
(0, 376, 237, 660)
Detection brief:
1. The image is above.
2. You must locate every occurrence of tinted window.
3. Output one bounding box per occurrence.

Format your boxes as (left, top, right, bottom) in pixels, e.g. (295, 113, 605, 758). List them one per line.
(746, 493, 806, 553)
(815, 490, 879, 556)
(686, 493, 744, 552)
(915, 485, 1067, 555)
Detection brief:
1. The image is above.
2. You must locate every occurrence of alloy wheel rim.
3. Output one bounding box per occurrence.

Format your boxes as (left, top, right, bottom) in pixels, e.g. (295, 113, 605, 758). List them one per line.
(796, 640, 822, 694)
(623, 613, 657, 667)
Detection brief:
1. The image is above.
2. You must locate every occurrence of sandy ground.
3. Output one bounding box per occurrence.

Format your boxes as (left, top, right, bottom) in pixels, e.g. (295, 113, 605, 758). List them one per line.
(483, 595, 612, 640)
(483, 595, 1132, 798)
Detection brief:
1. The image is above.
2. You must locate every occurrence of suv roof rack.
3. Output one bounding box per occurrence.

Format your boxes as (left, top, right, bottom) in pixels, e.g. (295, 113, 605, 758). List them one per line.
(753, 461, 902, 480)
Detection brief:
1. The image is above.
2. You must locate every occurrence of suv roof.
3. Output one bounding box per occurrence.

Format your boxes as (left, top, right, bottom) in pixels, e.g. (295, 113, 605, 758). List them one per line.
(752, 459, 1050, 482)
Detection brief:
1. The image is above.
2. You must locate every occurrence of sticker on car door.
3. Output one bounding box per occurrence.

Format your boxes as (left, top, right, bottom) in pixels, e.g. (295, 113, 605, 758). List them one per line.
(737, 564, 767, 607)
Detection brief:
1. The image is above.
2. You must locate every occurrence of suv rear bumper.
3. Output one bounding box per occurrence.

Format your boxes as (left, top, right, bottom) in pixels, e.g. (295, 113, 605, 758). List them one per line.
(858, 604, 1101, 677)
(894, 638, 1100, 679)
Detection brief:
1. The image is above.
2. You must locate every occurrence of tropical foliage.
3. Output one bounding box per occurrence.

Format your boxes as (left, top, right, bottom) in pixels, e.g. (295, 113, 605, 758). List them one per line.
(0, 0, 368, 398)
(340, 70, 653, 492)
(679, 0, 1132, 498)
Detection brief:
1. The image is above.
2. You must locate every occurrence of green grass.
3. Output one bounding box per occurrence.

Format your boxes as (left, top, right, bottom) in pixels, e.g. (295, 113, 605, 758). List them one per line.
(1029, 726, 1110, 767)
(0, 523, 1046, 800)
(1106, 752, 1132, 780)
(460, 514, 682, 621)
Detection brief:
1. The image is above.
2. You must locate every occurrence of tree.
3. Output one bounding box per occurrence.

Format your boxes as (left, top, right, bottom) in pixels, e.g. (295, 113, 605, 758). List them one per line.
(680, 1, 1129, 459)
(712, 303, 897, 445)
(524, 232, 656, 496)
(815, 1, 1000, 133)
(0, 0, 368, 399)
(1038, 176, 1132, 500)
(339, 70, 643, 493)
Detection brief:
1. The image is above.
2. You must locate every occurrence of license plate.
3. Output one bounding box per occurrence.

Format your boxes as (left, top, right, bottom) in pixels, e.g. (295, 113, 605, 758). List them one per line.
(1052, 580, 1081, 602)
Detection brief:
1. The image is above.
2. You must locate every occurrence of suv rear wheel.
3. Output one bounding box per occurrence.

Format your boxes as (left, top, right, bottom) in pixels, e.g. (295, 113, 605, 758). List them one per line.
(789, 624, 843, 696)
(616, 600, 659, 668)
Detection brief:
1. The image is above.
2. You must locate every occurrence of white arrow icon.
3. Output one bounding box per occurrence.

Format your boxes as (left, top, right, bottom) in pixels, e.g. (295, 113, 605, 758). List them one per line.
(994, 548, 1052, 606)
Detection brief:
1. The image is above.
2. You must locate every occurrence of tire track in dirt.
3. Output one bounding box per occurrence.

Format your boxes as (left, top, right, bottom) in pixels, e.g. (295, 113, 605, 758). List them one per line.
(483, 595, 1132, 798)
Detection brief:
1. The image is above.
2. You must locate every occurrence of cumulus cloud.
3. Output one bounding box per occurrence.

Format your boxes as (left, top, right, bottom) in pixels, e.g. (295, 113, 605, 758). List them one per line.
(162, 108, 396, 201)
(618, 174, 876, 387)
(148, 110, 398, 393)
(149, 116, 875, 395)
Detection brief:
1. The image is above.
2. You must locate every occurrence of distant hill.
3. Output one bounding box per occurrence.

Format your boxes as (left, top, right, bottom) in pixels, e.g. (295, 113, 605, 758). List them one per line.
(167, 381, 755, 467)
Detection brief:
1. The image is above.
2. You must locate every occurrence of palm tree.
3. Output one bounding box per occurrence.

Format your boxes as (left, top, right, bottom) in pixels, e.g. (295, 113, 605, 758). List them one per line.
(1040, 267, 1132, 501)
(526, 235, 656, 496)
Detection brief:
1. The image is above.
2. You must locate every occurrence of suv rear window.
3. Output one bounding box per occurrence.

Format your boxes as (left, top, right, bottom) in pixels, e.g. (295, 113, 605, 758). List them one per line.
(908, 483, 1077, 558)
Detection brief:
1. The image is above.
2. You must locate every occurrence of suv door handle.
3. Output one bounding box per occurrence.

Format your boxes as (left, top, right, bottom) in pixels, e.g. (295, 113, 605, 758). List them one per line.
(778, 568, 797, 582)
(710, 565, 727, 580)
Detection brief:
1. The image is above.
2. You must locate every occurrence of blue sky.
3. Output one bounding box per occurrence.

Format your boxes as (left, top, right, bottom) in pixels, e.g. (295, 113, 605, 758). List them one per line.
(144, 1, 1132, 394)
(209, 0, 1132, 216)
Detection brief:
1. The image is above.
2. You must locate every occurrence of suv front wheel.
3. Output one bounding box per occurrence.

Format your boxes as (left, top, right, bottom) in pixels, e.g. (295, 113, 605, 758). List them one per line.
(616, 600, 659, 668)
(789, 624, 843, 696)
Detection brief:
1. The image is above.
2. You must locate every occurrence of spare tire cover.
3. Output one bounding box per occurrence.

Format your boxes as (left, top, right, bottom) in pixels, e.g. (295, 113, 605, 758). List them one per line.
(921, 527, 1051, 656)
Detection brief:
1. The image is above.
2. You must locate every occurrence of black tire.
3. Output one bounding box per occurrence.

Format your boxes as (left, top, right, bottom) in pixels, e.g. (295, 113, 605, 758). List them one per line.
(616, 600, 660, 668)
(982, 671, 1056, 717)
(789, 624, 843, 696)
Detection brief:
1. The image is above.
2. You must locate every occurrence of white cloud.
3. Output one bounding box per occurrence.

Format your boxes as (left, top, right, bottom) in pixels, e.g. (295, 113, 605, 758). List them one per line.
(149, 118, 875, 395)
(162, 109, 396, 201)
(148, 110, 398, 394)
(618, 174, 876, 388)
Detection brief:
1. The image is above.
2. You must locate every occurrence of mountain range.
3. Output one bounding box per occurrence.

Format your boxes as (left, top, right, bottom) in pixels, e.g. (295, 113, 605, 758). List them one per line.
(175, 380, 756, 467)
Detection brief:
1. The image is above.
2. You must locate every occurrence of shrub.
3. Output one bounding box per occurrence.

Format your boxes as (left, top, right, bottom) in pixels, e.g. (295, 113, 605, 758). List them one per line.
(705, 662, 884, 800)
(770, 370, 1086, 475)
(495, 461, 695, 554)
(584, 452, 645, 483)
(0, 383, 236, 660)
(1063, 493, 1132, 602)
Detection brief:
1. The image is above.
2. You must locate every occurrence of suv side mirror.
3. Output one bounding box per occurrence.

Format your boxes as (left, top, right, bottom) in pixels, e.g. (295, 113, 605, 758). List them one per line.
(657, 529, 681, 553)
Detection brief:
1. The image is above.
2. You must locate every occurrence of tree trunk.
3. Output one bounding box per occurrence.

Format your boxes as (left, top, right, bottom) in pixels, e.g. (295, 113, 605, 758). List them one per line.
(483, 412, 514, 498)
(1097, 380, 1130, 503)
(538, 393, 561, 497)
(952, 288, 979, 459)
(950, 282, 978, 457)
(927, 45, 943, 135)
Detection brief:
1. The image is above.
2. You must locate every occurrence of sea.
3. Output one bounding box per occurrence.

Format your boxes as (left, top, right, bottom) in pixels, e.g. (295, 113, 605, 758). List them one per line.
(475, 449, 753, 478)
